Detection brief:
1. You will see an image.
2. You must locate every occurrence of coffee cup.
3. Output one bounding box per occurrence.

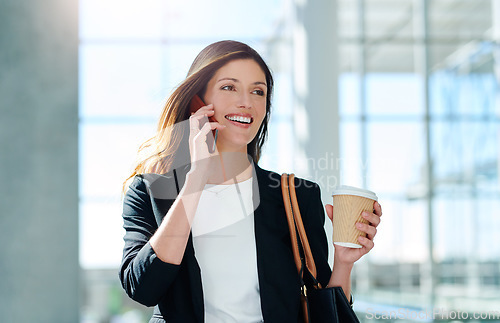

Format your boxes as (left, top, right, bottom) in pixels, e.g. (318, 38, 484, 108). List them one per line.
(331, 185, 378, 248)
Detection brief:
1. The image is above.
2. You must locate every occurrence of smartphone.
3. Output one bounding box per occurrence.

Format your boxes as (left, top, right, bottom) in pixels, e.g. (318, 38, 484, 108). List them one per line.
(189, 95, 218, 153)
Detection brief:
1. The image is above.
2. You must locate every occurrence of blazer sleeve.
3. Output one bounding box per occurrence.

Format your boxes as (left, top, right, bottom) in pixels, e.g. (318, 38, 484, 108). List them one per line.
(119, 175, 180, 307)
(297, 179, 332, 287)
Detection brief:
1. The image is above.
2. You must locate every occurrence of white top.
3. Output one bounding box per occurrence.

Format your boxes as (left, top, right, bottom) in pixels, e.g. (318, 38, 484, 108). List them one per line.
(192, 177, 264, 323)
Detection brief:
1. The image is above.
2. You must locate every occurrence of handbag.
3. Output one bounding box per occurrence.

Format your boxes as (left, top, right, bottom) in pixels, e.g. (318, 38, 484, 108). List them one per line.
(281, 173, 360, 323)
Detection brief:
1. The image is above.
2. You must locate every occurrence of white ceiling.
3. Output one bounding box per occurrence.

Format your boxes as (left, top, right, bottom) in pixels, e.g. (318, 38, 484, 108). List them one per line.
(338, 0, 493, 72)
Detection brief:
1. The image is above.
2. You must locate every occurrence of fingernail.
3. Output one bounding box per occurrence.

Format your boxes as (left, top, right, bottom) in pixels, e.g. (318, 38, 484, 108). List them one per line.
(363, 212, 369, 217)
(356, 223, 363, 228)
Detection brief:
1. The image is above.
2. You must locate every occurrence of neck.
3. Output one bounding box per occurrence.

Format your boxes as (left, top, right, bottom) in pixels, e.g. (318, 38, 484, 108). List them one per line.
(207, 148, 253, 184)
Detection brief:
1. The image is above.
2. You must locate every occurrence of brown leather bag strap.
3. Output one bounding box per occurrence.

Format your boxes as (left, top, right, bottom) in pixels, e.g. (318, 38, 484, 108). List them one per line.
(287, 174, 319, 281)
(281, 173, 321, 287)
(281, 174, 303, 274)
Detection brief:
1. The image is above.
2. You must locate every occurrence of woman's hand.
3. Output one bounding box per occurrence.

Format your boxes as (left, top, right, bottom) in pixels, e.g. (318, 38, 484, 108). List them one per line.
(188, 104, 225, 175)
(325, 201, 382, 265)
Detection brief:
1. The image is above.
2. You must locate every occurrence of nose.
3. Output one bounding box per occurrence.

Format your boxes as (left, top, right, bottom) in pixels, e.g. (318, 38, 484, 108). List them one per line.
(237, 92, 252, 109)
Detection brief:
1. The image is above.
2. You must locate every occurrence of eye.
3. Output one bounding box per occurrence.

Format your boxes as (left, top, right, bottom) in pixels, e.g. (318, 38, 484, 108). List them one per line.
(252, 89, 266, 96)
(221, 85, 235, 91)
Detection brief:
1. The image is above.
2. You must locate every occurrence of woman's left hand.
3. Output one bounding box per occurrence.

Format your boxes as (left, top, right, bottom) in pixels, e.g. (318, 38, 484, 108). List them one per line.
(325, 201, 382, 265)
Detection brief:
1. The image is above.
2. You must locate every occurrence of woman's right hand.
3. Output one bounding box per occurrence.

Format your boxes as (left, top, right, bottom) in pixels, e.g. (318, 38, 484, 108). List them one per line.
(188, 104, 225, 176)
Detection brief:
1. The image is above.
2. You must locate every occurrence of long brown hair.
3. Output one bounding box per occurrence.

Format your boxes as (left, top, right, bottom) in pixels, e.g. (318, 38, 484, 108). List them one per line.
(124, 40, 274, 189)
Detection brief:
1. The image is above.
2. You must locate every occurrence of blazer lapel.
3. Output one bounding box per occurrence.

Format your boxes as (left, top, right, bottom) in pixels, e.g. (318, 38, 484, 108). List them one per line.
(253, 164, 301, 322)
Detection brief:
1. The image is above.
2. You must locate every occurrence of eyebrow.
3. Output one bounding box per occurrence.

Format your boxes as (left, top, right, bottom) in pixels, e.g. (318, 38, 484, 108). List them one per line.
(217, 77, 267, 87)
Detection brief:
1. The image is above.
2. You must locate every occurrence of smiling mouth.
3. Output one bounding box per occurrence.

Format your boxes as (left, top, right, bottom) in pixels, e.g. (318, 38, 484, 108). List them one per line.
(225, 115, 253, 124)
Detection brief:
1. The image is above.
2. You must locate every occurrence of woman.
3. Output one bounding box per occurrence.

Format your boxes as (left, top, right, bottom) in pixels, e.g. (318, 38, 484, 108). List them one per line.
(120, 40, 382, 323)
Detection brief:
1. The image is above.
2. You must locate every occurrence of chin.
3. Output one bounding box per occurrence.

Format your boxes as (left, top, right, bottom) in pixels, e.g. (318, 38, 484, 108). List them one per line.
(218, 135, 254, 151)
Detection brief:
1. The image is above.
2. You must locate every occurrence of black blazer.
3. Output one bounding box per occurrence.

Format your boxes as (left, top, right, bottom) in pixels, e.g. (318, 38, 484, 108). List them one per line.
(119, 164, 332, 322)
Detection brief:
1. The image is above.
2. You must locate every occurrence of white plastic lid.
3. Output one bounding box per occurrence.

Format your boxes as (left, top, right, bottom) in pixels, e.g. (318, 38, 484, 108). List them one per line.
(332, 185, 378, 201)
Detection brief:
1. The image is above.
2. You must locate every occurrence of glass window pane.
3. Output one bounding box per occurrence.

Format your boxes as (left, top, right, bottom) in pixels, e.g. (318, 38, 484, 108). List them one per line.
(430, 69, 497, 117)
(368, 198, 428, 263)
(160, 0, 287, 40)
(339, 72, 361, 116)
(79, 202, 125, 269)
(431, 120, 499, 193)
(271, 72, 294, 118)
(158, 43, 213, 91)
(80, 0, 164, 40)
(475, 197, 500, 260)
(81, 0, 288, 41)
(260, 119, 294, 174)
(433, 196, 500, 261)
(80, 43, 209, 118)
(366, 122, 425, 195)
(79, 123, 156, 199)
(79, 44, 165, 118)
(339, 121, 364, 188)
(366, 73, 424, 116)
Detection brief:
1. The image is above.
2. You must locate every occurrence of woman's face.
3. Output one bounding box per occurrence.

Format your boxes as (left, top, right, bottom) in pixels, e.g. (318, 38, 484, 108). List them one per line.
(203, 59, 267, 152)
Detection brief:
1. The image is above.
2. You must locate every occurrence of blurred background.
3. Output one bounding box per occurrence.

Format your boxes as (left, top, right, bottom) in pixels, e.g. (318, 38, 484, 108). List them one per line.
(1, 0, 499, 322)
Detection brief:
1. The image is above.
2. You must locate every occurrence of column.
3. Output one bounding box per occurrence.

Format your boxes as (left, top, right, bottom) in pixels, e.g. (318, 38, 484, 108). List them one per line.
(0, 0, 79, 321)
(293, 0, 339, 205)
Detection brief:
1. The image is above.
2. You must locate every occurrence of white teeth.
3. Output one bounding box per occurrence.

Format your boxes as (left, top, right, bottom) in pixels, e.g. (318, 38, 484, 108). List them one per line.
(226, 115, 252, 124)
